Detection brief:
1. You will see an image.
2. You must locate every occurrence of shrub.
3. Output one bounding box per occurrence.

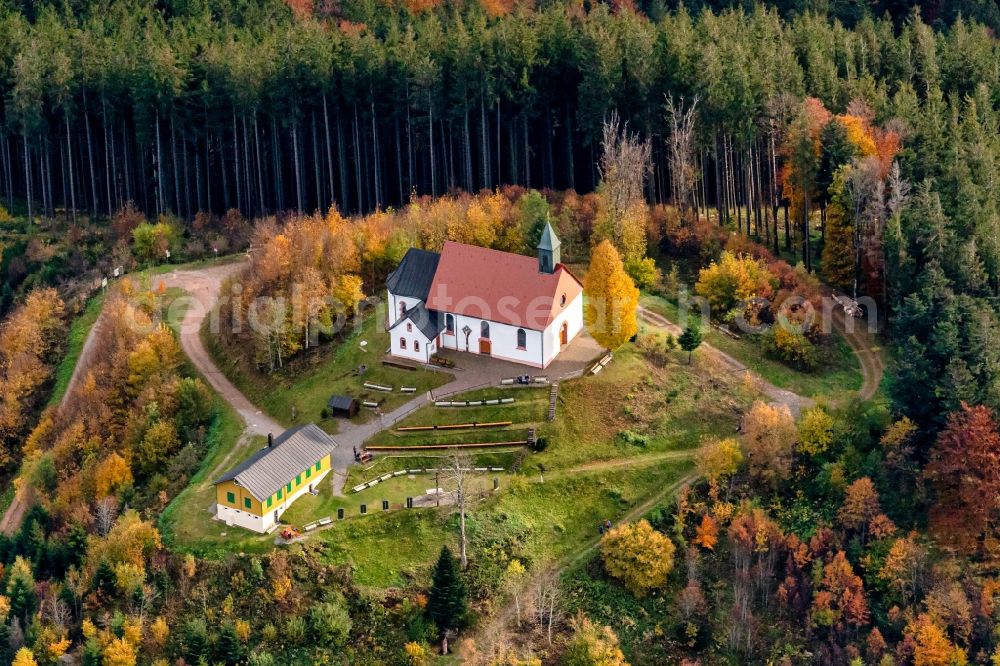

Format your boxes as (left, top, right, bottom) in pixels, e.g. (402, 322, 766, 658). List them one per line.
(617, 430, 650, 447)
(600, 520, 675, 597)
(764, 323, 819, 370)
(308, 602, 352, 646)
(132, 221, 180, 263)
(625, 256, 660, 290)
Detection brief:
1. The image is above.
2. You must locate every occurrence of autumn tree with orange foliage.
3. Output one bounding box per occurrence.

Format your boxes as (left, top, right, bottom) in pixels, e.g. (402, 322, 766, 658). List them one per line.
(810, 551, 869, 635)
(741, 401, 797, 488)
(925, 403, 1000, 558)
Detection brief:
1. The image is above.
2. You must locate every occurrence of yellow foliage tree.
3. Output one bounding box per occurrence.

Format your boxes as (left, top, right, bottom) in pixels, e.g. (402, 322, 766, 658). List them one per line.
(837, 114, 877, 157)
(11, 648, 38, 666)
(114, 563, 146, 596)
(332, 274, 365, 313)
(103, 637, 137, 666)
(93, 452, 134, 499)
(150, 616, 170, 646)
(906, 614, 968, 666)
(743, 401, 798, 487)
(126, 325, 181, 394)
(235, 619, 251, 643)
(694, 251, 775, 315)
(404, 642, 428, 666)
(798, 407, 835, 456)
(563, 615, 631, 666)
(695, 437, 742, 499)
(86, 510, 161, 576)
(584, 241, 639, 350)
(600, 520, 675, 597)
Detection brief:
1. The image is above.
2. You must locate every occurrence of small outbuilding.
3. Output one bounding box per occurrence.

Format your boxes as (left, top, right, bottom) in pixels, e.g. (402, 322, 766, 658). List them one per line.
(327, 394, 359, 418)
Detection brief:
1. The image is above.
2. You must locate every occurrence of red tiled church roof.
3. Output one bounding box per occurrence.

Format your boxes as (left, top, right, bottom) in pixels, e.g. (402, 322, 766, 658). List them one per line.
(425, 241, 582, 331)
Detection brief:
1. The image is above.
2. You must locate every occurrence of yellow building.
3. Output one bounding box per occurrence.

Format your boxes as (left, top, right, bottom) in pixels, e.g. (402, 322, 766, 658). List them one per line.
(214, 423, 337, 533)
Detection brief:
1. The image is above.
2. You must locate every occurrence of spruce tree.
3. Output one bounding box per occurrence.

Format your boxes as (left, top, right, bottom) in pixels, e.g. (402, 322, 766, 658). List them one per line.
(427, 546, 468, 631)
(678, 325, 703, 364)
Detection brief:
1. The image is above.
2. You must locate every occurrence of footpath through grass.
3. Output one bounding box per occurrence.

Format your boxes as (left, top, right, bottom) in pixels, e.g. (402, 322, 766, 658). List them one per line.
(641, 294, 861, 399)
(203, 307, 453, 433)
(47, 292, 105, 407)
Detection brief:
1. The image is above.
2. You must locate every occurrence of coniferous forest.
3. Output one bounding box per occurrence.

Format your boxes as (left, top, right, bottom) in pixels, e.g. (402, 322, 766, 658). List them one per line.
(0, 0, 1000, 664)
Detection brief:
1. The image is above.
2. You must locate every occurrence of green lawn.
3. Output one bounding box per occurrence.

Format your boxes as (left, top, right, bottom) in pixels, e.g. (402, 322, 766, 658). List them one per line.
(640, 294, 861, 399)
(158, 400, 273, 556)
(47, 292, 105, 408)
(310, 459, 693, 588)
(204, 306, 453, 433)
(529, 344, 755, 471)
(281, 468, 500, 527)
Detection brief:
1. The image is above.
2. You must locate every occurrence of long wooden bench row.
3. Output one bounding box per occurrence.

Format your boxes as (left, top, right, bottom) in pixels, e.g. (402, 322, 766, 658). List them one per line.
(435, 397, 516, 407)
(396, 421, 513, 432)
(351, 466, 505, 493)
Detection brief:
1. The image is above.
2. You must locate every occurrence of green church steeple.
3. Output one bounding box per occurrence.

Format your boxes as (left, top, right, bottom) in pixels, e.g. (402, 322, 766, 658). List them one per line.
(537, 219, 561, 273)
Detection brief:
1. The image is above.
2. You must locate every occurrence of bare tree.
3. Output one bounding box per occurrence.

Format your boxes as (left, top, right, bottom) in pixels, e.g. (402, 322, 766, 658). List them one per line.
(447, 453, 473, 570)
(94, 496, 118, 536)
(665, 94, 700, 217)
(41, 591, 72, 633)
(597, 112, 653, 262)
(531, 571, 562, 646)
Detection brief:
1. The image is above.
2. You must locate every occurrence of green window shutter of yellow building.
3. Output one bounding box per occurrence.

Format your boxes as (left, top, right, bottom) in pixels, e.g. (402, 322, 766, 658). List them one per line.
(244, 497, 251, 509)
(277, 488, 283, 499)
(286, 482, 292, 493)
(306, 468, 311, 479)
(227, 492, 235, 504)
(296, 474, 301, 485)
(267, 497, 273, 508)
(315, 461, 321, 471)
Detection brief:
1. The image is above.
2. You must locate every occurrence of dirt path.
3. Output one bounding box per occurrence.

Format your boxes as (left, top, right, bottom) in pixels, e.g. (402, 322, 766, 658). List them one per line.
(155, 263, 283, 436)
(831, 308, 884, 400)
(1, 294, 111, 535)
(547, 449, 696, 478)
(637, 306, 813, 415)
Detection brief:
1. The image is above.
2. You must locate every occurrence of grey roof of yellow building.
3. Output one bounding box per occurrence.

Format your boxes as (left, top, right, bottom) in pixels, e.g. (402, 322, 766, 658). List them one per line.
(214, 423, 337, 501)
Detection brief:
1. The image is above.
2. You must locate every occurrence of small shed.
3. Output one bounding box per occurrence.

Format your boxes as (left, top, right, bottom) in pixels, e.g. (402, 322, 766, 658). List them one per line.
(327, 395, 359, 418)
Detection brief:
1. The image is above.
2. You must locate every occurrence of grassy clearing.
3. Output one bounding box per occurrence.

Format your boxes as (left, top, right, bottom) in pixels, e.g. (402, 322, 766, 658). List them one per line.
(204, 307, 453, 433)
(47, 292, 105, 408)
(311, 459, 693, 588)
(640, 294, 861, 399)
(477, 460, 695, 566)
(158, 400, 272, 556)
(315, 510, 458, 587)
(529, 344, 754, 471)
